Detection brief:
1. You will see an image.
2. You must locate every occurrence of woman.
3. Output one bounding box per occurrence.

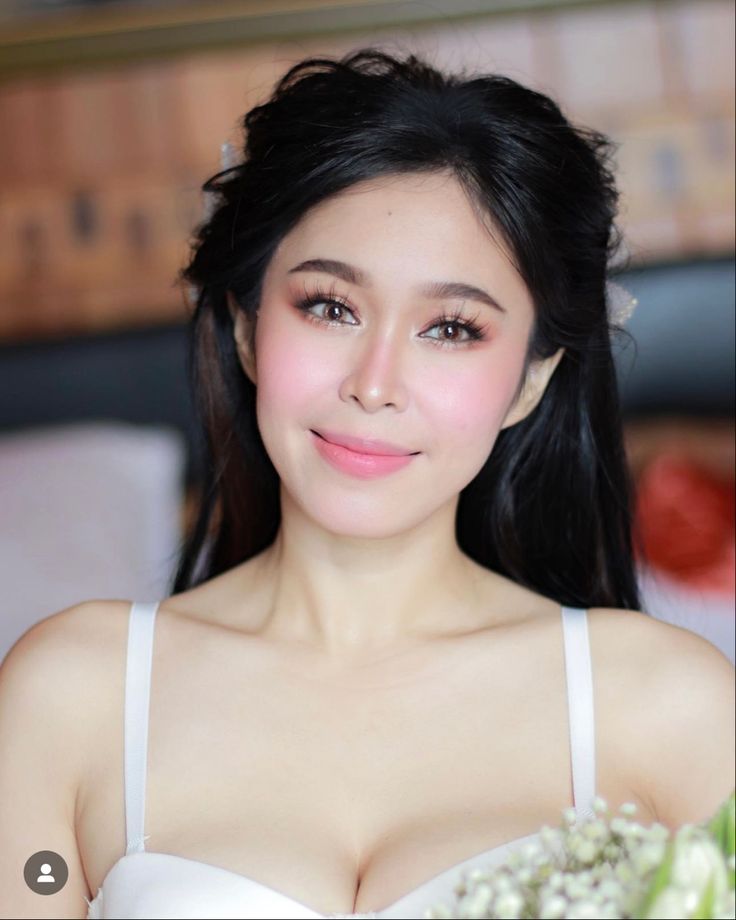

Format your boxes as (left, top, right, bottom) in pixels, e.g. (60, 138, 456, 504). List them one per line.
(1, 48, 733, 920)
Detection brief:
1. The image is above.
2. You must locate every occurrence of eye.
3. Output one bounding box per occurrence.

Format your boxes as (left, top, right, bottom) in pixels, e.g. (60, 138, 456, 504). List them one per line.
(297, 297, 358, 326)
(422, 309, 489, 349)
(294, 284, 358, 326)
(293, 285, 489, 348)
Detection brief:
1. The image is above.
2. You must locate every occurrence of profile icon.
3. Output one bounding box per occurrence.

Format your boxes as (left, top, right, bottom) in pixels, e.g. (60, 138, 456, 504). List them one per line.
(37, 862, 55, 883)
(23, 850, 68, 895)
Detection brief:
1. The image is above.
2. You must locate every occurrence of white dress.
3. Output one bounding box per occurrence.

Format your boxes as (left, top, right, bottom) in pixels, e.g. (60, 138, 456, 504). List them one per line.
(85, 601, 597, 919)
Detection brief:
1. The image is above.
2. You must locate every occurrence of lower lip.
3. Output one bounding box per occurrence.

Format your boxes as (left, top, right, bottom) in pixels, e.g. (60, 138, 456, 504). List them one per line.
(311, 431, 418, 479)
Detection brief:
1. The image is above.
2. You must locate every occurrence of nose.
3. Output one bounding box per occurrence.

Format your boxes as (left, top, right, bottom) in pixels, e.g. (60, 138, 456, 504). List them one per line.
(338, 328, 410, 412)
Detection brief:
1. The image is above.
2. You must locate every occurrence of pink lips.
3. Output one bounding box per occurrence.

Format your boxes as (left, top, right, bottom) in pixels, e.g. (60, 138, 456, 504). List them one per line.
(311, 430, 419, 479)
(313, 429, 418, 456)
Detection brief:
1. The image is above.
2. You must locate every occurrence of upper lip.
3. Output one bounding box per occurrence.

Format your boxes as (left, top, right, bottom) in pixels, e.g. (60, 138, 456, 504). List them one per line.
(312, 429, 419, 456)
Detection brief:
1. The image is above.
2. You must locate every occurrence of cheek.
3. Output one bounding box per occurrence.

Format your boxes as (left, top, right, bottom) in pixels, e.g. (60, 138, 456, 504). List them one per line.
(421, 348, 523, 444)
(253, 315, 334, 418)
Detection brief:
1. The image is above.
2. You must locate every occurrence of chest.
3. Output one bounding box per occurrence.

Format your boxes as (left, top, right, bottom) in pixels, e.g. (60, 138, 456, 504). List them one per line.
(75, 618, 647, 915)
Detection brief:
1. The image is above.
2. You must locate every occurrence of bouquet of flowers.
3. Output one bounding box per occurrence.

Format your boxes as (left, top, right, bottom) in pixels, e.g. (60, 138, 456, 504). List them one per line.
(426, 791, 735, 920)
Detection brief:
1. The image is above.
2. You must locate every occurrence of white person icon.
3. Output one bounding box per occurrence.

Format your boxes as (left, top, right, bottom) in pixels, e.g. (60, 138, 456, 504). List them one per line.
(36, 862, 55, 883)
(23, 850, 68, 895)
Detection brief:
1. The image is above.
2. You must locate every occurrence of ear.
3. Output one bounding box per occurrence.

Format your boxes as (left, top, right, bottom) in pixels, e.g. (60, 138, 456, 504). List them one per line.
(226, 291, 258, 386)
(500, 347, 565, 430)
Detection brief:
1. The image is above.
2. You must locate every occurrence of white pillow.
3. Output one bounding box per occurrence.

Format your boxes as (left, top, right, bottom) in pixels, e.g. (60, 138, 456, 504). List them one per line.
(0, 421, 186, 663)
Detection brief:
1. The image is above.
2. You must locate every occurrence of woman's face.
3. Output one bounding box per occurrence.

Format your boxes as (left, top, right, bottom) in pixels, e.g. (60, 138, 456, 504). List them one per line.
(232, 171, 559, 538)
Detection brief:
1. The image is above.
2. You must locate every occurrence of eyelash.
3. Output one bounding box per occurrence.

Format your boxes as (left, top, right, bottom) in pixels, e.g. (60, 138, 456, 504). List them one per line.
(293, 283, 490, 349)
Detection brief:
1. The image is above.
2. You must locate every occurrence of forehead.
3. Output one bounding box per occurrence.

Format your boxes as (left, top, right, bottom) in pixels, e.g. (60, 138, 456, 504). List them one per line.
(266, 172, 529, 305)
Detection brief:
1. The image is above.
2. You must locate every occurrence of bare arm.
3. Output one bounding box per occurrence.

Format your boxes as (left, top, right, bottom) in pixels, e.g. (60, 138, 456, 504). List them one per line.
(635, 616, 735, 830)
(0, 604, 101, 919)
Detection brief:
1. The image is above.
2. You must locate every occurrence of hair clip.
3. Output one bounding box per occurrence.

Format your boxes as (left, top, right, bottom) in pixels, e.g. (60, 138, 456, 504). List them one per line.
(200, 142, 240, 223)
(220, 141, 238, 170)
(605, 280, 638, 325)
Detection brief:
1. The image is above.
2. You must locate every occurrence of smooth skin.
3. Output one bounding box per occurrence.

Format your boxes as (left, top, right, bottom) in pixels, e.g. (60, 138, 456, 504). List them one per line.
(1, 172, 733, 918)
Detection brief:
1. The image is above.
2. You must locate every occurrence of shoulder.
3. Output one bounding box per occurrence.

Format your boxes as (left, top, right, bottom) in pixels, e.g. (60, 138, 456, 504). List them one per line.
(1, 598, 132, 682)
(0, 600, 133, 765)
(587, 606, 735, 830)
(585, 605, 733, 692)
(0, 601, 133, 915)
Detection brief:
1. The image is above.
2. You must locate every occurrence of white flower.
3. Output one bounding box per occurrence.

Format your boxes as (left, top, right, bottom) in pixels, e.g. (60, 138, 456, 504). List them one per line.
(649, 823, 671, 842)
(631, 841, 667, 875)
(639, 828, 732, 920)
(424, 903, 454, 919)
(539, 893, 568, 918)
(563, 875, 592, 900)
(581, 821, 608, 841)
(644, 887, 696, 919)
(614, 860, 636, 885)
(610, 817, 631, 835)
(597, 878, 625, 901)
(547, 870, 565, 890)
(493, 890, 524, 919)
(491, 874, 512, 893)
(563, 806, 578, 825)
(428, 792, 735, 919)
(571, 839, 598, 863)
(520, 840, 543, 860)
(456, 882, 494, 919)
(466, 868, 488, 884)
(714, 889, 735, 920)
(671, 830, 729, 902)
(565, 900, 606, 919)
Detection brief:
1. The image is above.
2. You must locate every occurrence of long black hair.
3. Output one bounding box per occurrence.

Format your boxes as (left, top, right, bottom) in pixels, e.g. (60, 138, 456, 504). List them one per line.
(169, 46, 644, 612)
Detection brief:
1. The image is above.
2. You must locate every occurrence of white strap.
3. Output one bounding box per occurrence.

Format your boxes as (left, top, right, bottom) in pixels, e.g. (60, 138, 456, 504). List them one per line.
(561, 606, 597, 819)
(124, 601, 159, 855)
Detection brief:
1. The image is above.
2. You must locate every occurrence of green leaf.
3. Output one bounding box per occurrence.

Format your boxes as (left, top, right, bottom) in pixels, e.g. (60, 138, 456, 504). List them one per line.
(691, 873, 716, 920)
(633, 839, 676, 920)
(706, 790, 735, 859)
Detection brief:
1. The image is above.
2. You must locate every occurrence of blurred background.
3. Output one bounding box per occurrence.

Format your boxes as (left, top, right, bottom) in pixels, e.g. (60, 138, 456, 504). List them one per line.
(0, 0, 733, 664)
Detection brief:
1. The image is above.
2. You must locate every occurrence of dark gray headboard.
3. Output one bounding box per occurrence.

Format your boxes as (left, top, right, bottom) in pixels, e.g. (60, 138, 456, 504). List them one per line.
(613, 256, 734, 417)
(1, 255, 733, 487)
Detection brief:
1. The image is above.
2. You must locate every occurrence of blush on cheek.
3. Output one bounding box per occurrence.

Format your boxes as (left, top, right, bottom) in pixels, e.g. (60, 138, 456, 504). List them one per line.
(255, 323, 336, 420)
(426, 352, 522, 439)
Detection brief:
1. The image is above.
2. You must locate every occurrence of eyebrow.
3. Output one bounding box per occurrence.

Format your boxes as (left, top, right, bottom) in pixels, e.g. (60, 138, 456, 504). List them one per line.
(287, 258, 507, 314)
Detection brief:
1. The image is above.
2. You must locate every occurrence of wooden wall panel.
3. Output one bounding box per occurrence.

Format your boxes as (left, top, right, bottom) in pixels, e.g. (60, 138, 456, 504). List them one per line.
(0, 0, 733, 343)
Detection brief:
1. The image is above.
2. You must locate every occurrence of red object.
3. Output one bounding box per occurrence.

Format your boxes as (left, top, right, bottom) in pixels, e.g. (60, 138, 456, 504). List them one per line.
(634, 451, 735, 596)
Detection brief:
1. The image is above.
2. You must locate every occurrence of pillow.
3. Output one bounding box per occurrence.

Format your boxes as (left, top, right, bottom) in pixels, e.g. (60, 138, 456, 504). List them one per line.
(0, 421, 186, 663)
